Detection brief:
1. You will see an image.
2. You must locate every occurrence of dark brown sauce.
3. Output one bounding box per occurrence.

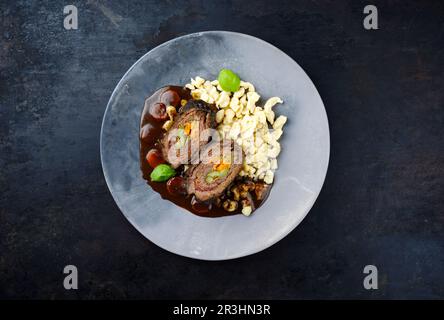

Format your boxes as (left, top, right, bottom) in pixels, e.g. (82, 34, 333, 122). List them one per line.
(139, 86, 271, 217)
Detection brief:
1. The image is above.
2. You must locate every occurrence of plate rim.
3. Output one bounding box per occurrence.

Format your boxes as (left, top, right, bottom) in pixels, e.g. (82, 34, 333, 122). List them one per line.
(100, 30, 330, 260)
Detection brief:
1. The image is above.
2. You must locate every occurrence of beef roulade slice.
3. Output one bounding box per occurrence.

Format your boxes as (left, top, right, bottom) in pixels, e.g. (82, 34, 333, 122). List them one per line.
(186, 140, 244, 202)
(161, 99, 216, 168)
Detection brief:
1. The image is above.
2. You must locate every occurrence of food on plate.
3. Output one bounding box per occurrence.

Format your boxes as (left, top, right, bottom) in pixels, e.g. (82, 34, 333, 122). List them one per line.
(217, 69, 241, 92)
(150, 164, 176, 182)
(186, 140, 244, 202)
(185, 75, 287, 184)
(145, 149, 165, 168)
(139, 70, 287, 217)
(161, 99, 217, 168)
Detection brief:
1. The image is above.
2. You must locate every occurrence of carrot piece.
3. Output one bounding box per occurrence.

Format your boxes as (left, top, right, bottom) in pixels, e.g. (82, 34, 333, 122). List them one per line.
(184, 122, 192, 135)
(214, 163, 230, 172)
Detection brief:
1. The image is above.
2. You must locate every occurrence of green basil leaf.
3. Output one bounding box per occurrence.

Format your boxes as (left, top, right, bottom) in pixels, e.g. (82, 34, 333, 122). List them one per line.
(218, 69, 241, 92)
(150, 164, 176, 182)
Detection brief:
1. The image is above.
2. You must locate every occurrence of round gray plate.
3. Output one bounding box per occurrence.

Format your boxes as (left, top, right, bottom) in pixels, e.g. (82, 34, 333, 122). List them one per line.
(100, 31, 330, 260)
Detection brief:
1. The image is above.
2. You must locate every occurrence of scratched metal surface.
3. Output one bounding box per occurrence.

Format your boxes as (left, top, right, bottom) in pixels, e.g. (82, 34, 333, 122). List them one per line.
(1, 0, 443, 299)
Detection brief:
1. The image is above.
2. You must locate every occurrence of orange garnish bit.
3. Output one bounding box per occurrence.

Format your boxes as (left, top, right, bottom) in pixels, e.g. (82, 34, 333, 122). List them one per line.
(184, 123, 192, 135)
(213, 163, 231, 172)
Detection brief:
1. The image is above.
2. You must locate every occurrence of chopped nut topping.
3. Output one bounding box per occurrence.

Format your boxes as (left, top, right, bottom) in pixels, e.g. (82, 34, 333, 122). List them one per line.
(231, 186, 240, 201)
(223, 200, 238, 212)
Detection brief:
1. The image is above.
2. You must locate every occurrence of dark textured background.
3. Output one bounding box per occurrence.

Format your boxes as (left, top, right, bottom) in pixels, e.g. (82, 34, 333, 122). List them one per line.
(1, 0, 443, 299)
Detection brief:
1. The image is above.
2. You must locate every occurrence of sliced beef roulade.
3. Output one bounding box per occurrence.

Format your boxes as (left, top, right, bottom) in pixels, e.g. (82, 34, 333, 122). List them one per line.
(161, 99, 216, 168)
(186, 140, 244, 202)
